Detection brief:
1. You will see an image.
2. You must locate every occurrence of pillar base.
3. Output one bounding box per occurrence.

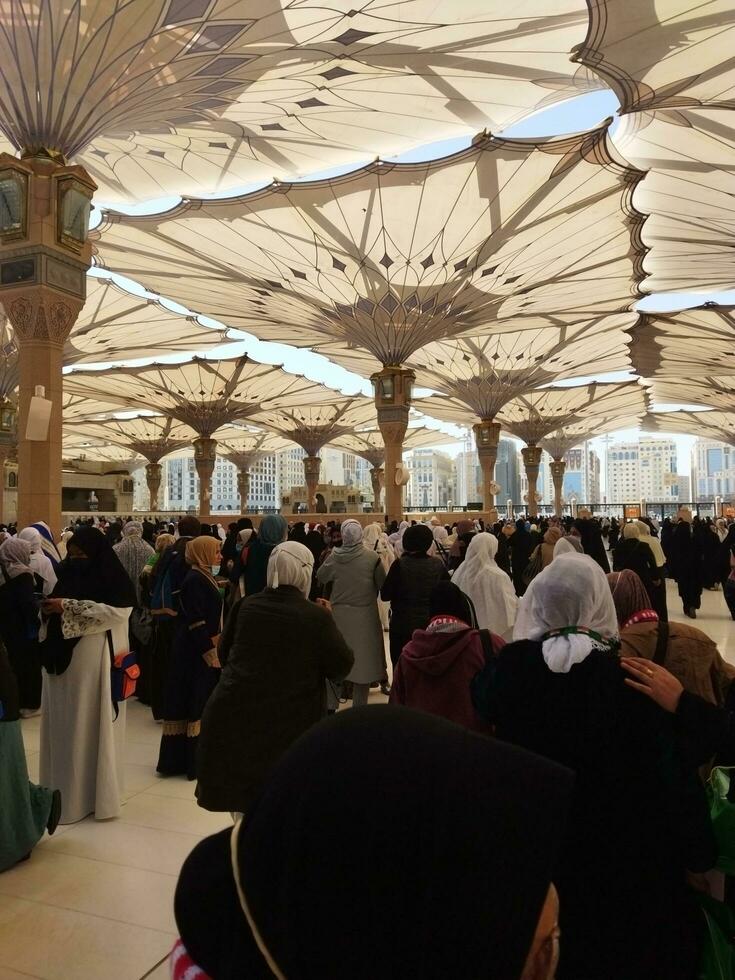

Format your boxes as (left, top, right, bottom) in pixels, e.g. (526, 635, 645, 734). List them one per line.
(521, 445, 543, 519)
(473, 420, 501, 511)
(193, 437, 217, 519)
(145, 462, 162, 512)
(371, 367, 415, 524)
(303, 456, 321, 511)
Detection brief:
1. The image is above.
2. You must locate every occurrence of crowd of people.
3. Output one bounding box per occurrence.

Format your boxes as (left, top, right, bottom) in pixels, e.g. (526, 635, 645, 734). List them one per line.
(1, 506, 735, 978)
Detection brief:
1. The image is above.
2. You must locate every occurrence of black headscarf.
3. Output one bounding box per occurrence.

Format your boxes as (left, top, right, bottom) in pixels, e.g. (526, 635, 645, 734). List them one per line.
(429, 580, 477, 627)
(402, 523, 434, 554)
(41, 526, 137, 675)
(304, 529, 325, 565)
(175, 706, 573, 980)
(289, 521, 308, 544)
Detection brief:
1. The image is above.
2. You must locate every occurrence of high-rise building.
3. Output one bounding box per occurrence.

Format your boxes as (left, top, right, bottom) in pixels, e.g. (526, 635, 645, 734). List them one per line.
(606, 437, 678, 502)
(557, 443, 601, 503)
(405, 449, 453, 509)
(691, 439, 735, 500)
(452, 435, 518, 506)
(163, 453, 278, 512)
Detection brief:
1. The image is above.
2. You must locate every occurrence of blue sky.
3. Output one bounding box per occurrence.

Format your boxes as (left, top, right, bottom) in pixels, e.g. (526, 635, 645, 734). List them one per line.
(87, 88, 733, 482)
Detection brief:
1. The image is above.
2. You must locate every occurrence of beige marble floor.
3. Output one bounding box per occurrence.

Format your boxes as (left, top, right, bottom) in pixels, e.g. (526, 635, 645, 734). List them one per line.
(0, 581, 732, 979)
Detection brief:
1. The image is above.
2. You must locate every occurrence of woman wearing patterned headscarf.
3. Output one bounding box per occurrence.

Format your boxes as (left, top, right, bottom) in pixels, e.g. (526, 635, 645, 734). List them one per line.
(317, 520, 386, 707)
(157, 535, 224, 780)
(476, 554, 715, 980)
(196, 542, 353, 815)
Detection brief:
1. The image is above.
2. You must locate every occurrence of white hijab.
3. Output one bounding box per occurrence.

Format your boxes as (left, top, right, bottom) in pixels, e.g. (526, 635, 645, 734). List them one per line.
(18, 527, 57, 595)
(553, 537, 579, 558)
(513, 554, 619, 673)
(391, 521, 410, 557)
(451, 532, 518, 636)
(266, 542, 314, 598)
(363, 523, 395, 571)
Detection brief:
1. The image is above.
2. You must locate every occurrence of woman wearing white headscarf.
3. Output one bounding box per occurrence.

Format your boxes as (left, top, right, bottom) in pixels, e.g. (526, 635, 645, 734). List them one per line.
(475, 553, 715, 980)
(552, 537, 579, 559)
(317, 520, 387, 706)
(390, 520, 410, 558)
(451, 533, 517, 639)
(363, 522, 395, 631)
(18, 527, 57, 596)
(196, 541, 353, 815)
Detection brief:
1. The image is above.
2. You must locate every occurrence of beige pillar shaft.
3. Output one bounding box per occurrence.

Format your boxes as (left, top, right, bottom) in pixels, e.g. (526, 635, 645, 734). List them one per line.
(145, 462, 162, 512)
(550, 460, 566, 517)
(521, 446, 543, 519)
(193, 437, 217, 520)
(303, 456, 321, 511)
(371, 367, 414, 524)
(0, 446, 8, 525)
(473, 421, 501, 511)
(17, 339, 64, 531)
(370, 467, 385, 514)
(237, 469, 250, 511)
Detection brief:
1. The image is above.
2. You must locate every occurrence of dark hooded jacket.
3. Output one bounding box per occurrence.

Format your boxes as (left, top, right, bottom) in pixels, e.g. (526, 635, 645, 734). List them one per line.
(390, 624, 502, 733)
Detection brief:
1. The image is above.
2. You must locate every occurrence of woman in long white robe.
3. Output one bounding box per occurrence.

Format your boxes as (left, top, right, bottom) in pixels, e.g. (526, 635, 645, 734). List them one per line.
(363, 523, 395, 631)
(39, 527, 136, 825)
(452, 532, 518, 639)
(40, 599, 131, 823)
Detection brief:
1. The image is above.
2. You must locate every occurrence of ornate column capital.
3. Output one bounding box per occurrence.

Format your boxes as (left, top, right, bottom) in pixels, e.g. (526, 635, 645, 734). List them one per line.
(145, 462, 162, 511)
(473, 420, 501, 461)
(521, 445, 543, 469)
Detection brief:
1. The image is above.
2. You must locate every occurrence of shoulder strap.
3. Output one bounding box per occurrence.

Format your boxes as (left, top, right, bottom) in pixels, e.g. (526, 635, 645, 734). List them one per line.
(106, 629, 120, 720)
(478, 628, 495, 664)
(653, 621, 669, 666)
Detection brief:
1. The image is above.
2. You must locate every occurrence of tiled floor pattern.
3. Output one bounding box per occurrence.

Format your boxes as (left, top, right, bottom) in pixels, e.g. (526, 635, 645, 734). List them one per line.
(1, 581, 733, 978)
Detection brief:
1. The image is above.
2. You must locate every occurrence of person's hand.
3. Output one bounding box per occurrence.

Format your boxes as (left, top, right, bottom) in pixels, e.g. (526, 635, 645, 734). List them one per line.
(315, 598, 333, 613)
(620, 657, 684, 713)
(202, 649, 221, 668)
(41, 598, 64, 616)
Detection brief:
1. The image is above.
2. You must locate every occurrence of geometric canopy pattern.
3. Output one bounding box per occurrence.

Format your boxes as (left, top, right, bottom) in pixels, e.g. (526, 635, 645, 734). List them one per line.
(332, 425, 459, 471)
(495, 381, 647, 446)
(406, 321, 634, 420)
(91, 122, 645, 373)
(250, 397, 379, 456)
(63, 355, 330, 436)
(613, 111, 735, 294)
(415, 380, 647, 444)
(62, 416, 198, 465)
(0, 0, 599, 204)
(575, 3, 735, 296)
(642, 409, 735, 447)
(629, 306, 735, 377)
(0, 276, 227, 400)
(648, 377, 735, 414)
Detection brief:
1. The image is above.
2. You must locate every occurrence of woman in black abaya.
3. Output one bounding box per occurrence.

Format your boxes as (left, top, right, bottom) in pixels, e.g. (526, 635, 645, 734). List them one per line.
(174, 705, 572, 980)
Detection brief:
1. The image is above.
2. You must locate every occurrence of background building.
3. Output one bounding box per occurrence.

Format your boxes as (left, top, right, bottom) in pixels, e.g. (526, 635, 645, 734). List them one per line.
(691, 439, 735, 500)
(606, 437, 679, 503)
(556, 443, 601, 503)
(405, 449, 454, 509)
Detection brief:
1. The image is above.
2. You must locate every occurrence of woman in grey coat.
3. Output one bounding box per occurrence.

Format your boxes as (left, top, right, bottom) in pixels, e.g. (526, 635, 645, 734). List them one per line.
(317, 520, 387, 706)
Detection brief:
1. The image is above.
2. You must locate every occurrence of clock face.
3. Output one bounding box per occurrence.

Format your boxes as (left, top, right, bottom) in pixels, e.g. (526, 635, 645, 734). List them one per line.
(60, 186, 91, 244)
(0, 174, 24, 234)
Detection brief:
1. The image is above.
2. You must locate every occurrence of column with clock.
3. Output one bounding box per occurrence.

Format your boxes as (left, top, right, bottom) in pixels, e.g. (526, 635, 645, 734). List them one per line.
(0, 152, 96, 532)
